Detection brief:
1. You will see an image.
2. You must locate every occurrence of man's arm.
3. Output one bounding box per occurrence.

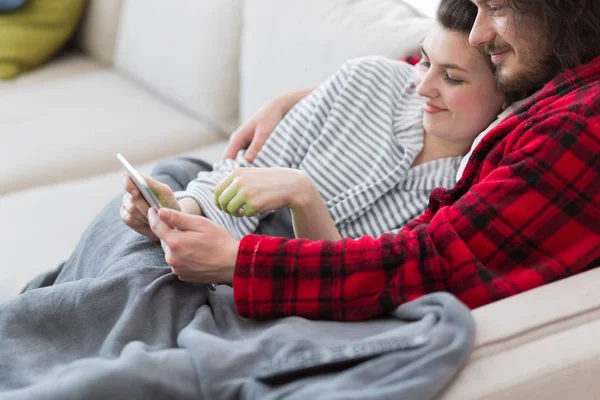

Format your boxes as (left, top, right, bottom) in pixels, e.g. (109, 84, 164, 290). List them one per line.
(233, 113, 600, 321)
(223, 87, 317, 161)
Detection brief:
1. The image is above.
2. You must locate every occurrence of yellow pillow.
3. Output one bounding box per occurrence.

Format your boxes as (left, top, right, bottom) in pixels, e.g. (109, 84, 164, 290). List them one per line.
(0, 0, 86, 79)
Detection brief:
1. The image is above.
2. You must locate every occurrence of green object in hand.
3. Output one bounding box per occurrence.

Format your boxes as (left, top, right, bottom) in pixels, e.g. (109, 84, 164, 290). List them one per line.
(0, 0, 86, 79)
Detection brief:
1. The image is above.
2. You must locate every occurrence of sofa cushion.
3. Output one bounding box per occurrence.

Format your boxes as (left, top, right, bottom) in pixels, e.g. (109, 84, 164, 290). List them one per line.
(239, 0, 433, 121)
(0, 69, 222, 194)
(76, 0, 124, 65)
(0, 0, 86, 79)
(0, 52, 102, 90)
(114, 0, 242, 135)
(0, 140, 228, 300)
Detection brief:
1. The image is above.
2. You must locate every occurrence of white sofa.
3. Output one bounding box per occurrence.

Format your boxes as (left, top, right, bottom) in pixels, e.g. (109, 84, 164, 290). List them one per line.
(1, 1, 599, 399)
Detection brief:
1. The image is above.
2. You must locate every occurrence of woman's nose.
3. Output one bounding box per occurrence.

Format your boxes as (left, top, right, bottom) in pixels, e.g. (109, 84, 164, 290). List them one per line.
(415, 72, 439, 99)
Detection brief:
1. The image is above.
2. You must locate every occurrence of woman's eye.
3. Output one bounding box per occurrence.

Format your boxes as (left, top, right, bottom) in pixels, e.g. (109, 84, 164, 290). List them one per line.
(418, 60, 431, 68)
(444, 75, 464, 85)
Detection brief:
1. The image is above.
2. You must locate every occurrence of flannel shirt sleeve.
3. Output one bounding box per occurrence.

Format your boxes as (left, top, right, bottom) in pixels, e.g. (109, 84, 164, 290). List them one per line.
(233, 112, 600, 321)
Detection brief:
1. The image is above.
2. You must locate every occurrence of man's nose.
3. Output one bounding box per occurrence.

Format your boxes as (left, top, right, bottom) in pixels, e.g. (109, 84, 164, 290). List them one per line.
(469, 12, 496, 47)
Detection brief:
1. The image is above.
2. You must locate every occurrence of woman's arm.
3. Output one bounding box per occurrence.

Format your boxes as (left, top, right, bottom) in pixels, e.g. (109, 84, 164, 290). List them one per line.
(214, 167, 342, 241)
(180, 65, 355, 240)
(289, 179, 342, 242)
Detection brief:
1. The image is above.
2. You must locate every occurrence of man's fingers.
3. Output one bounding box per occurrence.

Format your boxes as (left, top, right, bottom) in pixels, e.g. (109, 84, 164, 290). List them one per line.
(123, 193, 148, 223)
(130, 190, 150, 218)
(121, 205, 158, 240)
(223, 126, 252, 160)
(148, 207, 177, 240)
(156, 208, 206, 232)
(243, 132, 268, 162)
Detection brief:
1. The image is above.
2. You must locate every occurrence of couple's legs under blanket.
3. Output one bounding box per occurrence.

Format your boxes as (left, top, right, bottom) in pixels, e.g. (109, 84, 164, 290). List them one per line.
(0, 157, 294, 392)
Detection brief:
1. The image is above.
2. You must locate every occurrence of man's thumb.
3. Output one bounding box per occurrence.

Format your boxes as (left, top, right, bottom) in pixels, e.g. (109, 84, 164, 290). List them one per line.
(159, 208, 202, 232)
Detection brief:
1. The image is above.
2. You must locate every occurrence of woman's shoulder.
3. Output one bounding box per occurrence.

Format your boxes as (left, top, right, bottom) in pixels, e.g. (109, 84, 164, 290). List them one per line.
(341, 55, 416, 77)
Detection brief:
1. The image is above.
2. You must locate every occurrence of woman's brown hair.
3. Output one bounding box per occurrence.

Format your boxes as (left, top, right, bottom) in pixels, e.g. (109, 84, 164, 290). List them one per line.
(436, 0, 478, 36)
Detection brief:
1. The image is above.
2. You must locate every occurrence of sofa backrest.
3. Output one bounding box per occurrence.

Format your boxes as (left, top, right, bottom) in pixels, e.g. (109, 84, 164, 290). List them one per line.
(77, 0, 125, 66)
(112, 0, 243, 136)
(76, 0, 435, 138)
(403, 0, 441, 18)
(239, 0, 434, 121)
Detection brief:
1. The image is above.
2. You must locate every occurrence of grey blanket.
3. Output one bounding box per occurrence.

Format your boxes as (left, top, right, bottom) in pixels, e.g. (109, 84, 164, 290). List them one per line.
(0, 158, 475, 400)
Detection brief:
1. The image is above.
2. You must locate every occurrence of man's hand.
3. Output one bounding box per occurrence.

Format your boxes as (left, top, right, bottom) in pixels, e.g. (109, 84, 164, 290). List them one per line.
(223, 87, 316, 161)
(214, 167, 314, 217)
(120, 173, 181, 241)
(148, 207, 239, 283)
(223, 99, 286, 162)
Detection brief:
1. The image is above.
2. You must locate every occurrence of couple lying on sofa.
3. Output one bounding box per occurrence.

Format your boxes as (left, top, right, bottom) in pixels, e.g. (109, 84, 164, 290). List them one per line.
(0, 0, 598, 395)
(116, 0, 600, 320)
(122, 0, 507, 246)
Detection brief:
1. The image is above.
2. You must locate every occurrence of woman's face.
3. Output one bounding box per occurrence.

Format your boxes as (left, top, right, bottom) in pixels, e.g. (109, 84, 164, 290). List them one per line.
(414, 23, 506, 148)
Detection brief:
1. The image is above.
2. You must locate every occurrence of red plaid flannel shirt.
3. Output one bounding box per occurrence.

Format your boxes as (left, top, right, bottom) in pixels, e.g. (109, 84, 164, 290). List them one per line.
(233, 55, 600, 321)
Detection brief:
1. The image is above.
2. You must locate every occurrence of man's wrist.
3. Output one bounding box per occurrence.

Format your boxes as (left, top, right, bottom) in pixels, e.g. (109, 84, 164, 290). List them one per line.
(223, 239, 240, 283)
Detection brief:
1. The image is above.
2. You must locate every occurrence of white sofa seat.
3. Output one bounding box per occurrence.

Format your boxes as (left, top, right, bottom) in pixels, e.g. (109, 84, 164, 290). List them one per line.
(439, 267, 600, 400)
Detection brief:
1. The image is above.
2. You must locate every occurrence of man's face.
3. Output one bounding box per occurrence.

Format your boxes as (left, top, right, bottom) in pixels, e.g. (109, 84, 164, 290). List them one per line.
(469, 0, 554, 94)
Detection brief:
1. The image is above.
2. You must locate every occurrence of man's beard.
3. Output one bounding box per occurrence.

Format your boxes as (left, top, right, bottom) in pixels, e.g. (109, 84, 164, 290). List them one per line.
(494, 56, 557, 99)
(485, 42, 559, 100)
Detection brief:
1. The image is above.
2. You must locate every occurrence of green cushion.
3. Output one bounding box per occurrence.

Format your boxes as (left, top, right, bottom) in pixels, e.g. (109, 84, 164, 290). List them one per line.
(0, 0, 86, 79)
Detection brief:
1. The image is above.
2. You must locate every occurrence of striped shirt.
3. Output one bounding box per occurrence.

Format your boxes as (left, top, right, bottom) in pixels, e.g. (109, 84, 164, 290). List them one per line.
(177, 56, 461, 240)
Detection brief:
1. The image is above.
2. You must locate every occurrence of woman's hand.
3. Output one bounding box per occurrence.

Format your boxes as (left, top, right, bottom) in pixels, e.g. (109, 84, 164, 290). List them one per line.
(223, 87, 316, 162)
(148, 207, 239, 283)
(120, 173, 181, 240)
(214, 168, 314, 217)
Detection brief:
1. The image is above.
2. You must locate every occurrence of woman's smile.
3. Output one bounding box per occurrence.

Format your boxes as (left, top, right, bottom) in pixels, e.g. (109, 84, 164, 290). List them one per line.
(424, 101, 448, 114)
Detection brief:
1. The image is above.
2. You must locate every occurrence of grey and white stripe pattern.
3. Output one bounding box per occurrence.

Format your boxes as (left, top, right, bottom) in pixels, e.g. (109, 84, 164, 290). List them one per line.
(177, 56, 461, 240)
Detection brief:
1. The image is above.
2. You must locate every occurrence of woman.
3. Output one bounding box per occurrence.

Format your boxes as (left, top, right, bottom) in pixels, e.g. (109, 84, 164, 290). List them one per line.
(121, 0, 507, 244)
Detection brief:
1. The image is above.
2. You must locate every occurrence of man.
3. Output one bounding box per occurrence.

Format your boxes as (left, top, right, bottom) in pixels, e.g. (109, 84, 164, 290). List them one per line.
(148, 0, 600, 321)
